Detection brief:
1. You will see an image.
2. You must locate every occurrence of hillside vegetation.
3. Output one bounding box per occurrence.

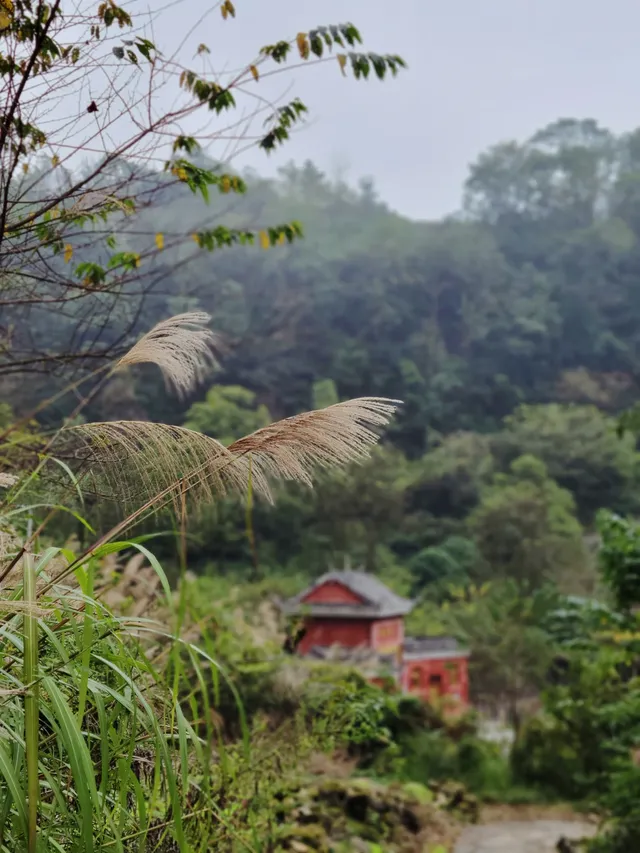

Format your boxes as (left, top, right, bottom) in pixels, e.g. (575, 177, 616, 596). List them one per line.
(5, 12, 640, 845)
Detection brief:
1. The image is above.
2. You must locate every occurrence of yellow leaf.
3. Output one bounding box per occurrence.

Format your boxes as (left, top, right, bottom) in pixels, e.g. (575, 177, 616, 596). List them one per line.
(249, 64, 259, 82)
(50, 207, 60, 219)
(296, 32, 309, 59)
(132, 253, 141, 268)
(171, 165, 188, 182)
(21, 162, 28, 174)
(191, 233, 200, 245)
(155, 233, 164, 250)
(64, 244, 73, 263)
(278, 232, 286, 245)
(221, 175, 231, 194)
(221, 0, 235, 19)
(259, 230, 270, 250)
(337, 54, 347, 76)
(51, 154, 59, 167)
(0, 0, 14, 31)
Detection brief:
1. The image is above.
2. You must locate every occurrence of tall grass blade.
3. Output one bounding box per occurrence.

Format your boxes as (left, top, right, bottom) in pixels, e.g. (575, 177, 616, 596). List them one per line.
(94, 655, 191, 851)
(0, 741, 28, 843)
(76, 562, 95, 725)
(23, 532, 39, 853)
(42, 677, 99, 853)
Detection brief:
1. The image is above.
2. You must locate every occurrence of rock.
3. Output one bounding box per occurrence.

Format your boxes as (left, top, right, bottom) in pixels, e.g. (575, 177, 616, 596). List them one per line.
(345, 793, 370, 822)
(273, 775, 464, 852)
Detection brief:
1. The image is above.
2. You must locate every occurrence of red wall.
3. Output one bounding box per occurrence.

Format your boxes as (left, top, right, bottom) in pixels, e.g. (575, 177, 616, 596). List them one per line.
(297, 618, 371, 655)
(302, 582, 364, 605)
(402, 656, 469, 707)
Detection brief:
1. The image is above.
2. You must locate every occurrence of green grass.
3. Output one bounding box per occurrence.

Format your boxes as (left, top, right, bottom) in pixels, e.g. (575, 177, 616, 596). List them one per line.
(0, 523, 255, 851)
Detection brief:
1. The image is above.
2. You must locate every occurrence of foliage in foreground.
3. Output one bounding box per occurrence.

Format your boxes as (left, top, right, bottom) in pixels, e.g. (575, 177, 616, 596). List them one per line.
(511, 509, 640, 852)
(0, 300, 401, 852)
(0, 533, 480, 852)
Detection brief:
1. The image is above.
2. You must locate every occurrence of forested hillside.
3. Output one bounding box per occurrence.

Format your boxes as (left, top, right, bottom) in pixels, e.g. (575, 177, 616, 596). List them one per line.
(8, 117, 640, 590)
(4, 0, 640, 843)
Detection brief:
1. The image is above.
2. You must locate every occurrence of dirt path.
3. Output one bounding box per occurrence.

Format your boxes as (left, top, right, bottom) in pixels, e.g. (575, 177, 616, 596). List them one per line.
(454, 819, 596, 852)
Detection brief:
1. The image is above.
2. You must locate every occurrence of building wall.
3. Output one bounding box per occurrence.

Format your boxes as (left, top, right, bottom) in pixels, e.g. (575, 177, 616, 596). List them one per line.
(297, 617, 372, 655)
(371, 617, 404, 654)
(402, 656, 470, 706)
(302, 582, 364, 605)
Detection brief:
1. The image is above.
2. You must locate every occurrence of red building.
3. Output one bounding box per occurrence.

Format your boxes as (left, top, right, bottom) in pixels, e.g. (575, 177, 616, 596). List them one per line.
(282, 570, 469, 707)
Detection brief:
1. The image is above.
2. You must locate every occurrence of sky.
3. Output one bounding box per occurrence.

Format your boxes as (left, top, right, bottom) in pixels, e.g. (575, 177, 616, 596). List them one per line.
(149, 0, 640, 221)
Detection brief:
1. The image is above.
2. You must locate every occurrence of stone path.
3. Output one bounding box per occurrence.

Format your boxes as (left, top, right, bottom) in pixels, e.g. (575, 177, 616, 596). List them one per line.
(455, 820, 596, 852)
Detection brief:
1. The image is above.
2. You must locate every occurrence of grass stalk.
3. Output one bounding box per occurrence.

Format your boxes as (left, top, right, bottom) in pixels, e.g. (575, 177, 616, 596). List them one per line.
(76, 562, 95, 725)
(23, 520, 39, 853)
(245, 454, 260, 581)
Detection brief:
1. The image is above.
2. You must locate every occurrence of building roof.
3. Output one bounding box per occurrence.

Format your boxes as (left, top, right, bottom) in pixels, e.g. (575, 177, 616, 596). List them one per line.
(281, 570, 414, 619)
(404, 636, 460, 653)
(403, 635, 469, 660)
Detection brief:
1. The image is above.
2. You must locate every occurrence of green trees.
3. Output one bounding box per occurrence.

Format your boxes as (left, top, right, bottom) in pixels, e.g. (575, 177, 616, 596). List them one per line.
(468, 455, 586, 590)
(444, 582, 555, 730)
(0, 1, 406, 386)
(407, 433, 494, 519)
(464, 118, 616, 229)
(10, 110, 640, 445)
(597, 511, 640, 611)
(512, 508, 640, 850)
(185, 385, 270, 445)
(408, 536, 480, 596)
(495, 404, 640, 519)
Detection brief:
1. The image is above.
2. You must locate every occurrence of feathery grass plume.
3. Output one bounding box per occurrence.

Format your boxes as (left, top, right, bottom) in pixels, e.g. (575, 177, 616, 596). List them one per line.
(52, 420, 257, 514)
(115, 311, 221, 398)
(0, 472, 17, 488)
(51, 398, 400, 516)
(228, 397, 401, 496)
(0, 526, 20, 563)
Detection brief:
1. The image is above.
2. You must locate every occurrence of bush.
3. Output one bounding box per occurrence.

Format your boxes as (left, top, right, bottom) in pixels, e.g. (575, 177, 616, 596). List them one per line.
(512, 647, 640, 805)
(396, 729, 520, 800)
(587, 765, 640, 852)
(511, 715, 589, 800)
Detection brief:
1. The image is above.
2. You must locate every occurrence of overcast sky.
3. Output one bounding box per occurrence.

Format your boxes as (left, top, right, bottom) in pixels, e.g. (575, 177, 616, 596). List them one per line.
(151, 0, 640, 221)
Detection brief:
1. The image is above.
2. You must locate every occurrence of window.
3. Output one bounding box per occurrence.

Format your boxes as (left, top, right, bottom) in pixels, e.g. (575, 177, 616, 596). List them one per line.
(429, 674, 443, 695)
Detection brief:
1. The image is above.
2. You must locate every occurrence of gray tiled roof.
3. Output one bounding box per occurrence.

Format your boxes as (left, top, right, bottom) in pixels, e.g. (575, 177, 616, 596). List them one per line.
(403, 636, 461, 654)
(281, 570, 414, 619)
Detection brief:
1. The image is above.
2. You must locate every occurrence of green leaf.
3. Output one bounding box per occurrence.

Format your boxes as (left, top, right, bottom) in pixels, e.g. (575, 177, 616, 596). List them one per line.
(0, 742, 28, 843)
(135, 38, 155, 61)
(42, 677, 100, 852)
